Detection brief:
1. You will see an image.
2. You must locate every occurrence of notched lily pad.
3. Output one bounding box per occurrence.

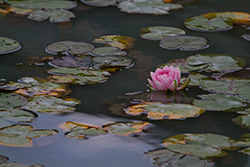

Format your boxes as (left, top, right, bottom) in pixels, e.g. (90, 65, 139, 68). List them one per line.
(0, 109, 36, 122)
(27, 9, 75, 23)
(141, 26, 186, 40)
(103, 122, 150, 136)
(45, 41, 95, 55)
(0, 37, 22, 55)
(0, 124, 58, 147)
(58, 121, 106, 139)
(160, 35, 209, 51)
(193, 94, 245, 112)
(146, 148, 214, 167)
(124, 102, 205, 120)
(91, 47, 127, 56)
(0, 93, 28, 110)
(162, 133, 236, 157)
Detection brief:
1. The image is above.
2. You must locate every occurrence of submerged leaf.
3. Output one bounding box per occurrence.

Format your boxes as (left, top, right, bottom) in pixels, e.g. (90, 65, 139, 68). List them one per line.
(0, 93, 28, 111)
(0, 37, 22, 55)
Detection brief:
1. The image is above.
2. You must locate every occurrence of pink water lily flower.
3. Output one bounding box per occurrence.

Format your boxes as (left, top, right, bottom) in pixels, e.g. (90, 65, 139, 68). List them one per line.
(147, 65, 190, 92)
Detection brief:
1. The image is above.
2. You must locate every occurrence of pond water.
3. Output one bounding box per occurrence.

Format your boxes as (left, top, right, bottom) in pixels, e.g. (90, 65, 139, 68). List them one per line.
(1, 0, 250, 167)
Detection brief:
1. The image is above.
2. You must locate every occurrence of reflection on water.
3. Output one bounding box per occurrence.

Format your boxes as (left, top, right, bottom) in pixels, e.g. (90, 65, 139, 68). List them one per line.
(1, 0, 250, 167)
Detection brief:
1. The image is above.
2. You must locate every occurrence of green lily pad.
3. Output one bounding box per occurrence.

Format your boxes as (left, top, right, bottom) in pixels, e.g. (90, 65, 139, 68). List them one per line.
(192, 94, 245, 112)
(146, 148, 214, 167)
(0, 82, 30, 91)
(49, 55, 92, 68)
(162, 133, 236, 157)
(188, 73, 207, 86)
(0, 109, 36, 122)
(45, 41, 95, 55)
(80, 0, 117, 7)
(0, 93, 28, 110)
(234, 133, 250, 147)
(3, 0, 77, 9)
(243, 34, 250, 41)
(27, 9, 75, 23)
(0, 119, 11, 129)
(21, 96, 80, 113)
(58, 121, 107, 139)
(160, 35, 209, 51)
(118, 0, 183, 15)
(241, 147, 250, 155)
(232, 114, 250, 129)
(140, 26, 186, 40)
(184, 16, 233, 32)
(0, 124, 58, 147)
(124, 102, 205, 120)
(91, 47, 127, 56)
(103, 122, 150, 136)
(14, 77, 71, 97)
(93, 35, 135, 49)
(0, 37, 22, 55)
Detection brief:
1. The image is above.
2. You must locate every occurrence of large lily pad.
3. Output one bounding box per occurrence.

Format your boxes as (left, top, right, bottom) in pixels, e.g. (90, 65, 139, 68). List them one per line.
(49, 55, 92, 68)
(124, 102, 205, 120)
(0, 37, 22, 55)
(58, 121, 106, 139)
(184, 16, 233, 32)
(0, 93, 28, 110)
(192, 94, 245, 112)
(103, 122, 149, 136)
(45, 41, 95, 55)
(118, 0, 183, 15)
(146, 148, 214, 167)
(3, 0, 77, 9)
(91, 47, 127, 56)
(0, 124, 58, 147)
(162, 133, 236, 157)
(27, 9, 75, 23)
(160, 35, 209, 51)
(80, 0, 117, 7)
(93, 35, 135, 50)
(140, 26, 186, 40)
(0, 109, 36, 122)
(21, 96, 80, 113)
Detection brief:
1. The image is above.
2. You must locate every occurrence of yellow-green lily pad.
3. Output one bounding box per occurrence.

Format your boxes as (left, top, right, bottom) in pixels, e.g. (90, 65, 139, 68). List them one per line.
(124, 102, 205, 120)
(0, 93, 28, 110)
(0, 37, 22, 55)
(0, 124, 58, 147)
(162, 133, 236, 157)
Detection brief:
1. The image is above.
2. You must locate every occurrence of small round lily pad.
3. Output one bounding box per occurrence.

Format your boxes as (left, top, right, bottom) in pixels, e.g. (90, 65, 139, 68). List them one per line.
(0, 37, 22, 55)
(160, 35, 209, 51)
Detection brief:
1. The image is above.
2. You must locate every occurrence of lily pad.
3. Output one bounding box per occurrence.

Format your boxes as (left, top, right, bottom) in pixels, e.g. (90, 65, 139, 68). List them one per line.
(162, 133, 236, 157)
(188, 73, 207, 86)
(0, 37, 22, 55)
(232, 114, 250, 129)
(21, 96, 80, 113)
(0, 162, 44, 167)
(192, 94, 245, 111)
(0, 124, 58, 147)
(103, 122, 149, 136)
(49, 55, 92, 68)
(0, 82, 30, 91)
(27, 9, 75, 23)
(45, 41, 95, 55)
(0, 109, 36, 122)
(3, 0, 77, 10)
(184, 16, 233, 32)
(141, 26, 186, 40)
(118, 0, 183, 15)
(80, 0, 117, 7)
(93, 35, 135, 49)
(146, 148, 214, 167)
(243, 34, 250, 41)
(234, 133, 250, 147)
(241, 147, 250, 155)
(124, 102, 205, 120)
(58, 121, 106, 139)
(160, 35, 209, 51)
(0, 93, 28, 110)
(14, 77, 71, 97)
(91, 47, 127, 56)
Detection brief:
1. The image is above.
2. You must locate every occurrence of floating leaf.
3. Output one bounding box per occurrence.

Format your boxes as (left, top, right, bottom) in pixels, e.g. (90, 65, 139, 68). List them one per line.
(21, 96, 80, 113)
(45, 41, 94, 55)
(193, 94, 245, 111)
(146, 148, 214, 167)
(243, 34, 250, 41)
(241, 147, 250, 155)
(27, 9, 75, 23)
(80, 0, 117, 7)
(103, 122, 149, 136)
(3, 0, 77, 10)
(0, 119, 11, 129)
(162, 133, 236, 157)
(0, 82, 30, 91)
(93, 35, 135, 50)
(0, 162, 44, 167)
(9, 7, 34, 15)
(234, 133, 250, 147)
(160, 35, 209, 51)
(0, 124, 57, 147)
(91, 47, 127, 56)
(140, 26, 186, 40)
(188, 73, 207, 86)
(232, 114, 250, 129)
(118, 0, 183, 15)
(0, 109, 36, 122)
(124, 102, 205, 120)
(0, 155, 8, 163)
(0, 37, 21, 55)
(49, 55, 92, 68)
(0, 93, 28, 110)
(184, 16, 233, 32)
(58, 121, 106, 139)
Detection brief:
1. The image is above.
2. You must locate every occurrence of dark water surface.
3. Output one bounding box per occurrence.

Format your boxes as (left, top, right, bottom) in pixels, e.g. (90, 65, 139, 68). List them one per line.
(1, 0, 250, 167)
